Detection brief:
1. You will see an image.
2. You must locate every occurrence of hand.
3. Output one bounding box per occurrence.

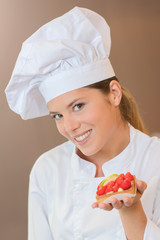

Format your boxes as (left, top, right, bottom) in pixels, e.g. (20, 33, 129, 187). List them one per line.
(92, 179, 147, 211)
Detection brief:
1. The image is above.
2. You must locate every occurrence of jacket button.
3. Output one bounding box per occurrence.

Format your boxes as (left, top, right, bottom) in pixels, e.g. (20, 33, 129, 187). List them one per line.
(74, 183, 83, 190)
(116, 231, 121, 238)
(76, 234, 83, 240)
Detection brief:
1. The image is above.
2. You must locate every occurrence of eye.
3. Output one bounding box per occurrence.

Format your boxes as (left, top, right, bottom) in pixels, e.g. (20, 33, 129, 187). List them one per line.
(73, 103, 84, 111)
(51, 113, 63, 120)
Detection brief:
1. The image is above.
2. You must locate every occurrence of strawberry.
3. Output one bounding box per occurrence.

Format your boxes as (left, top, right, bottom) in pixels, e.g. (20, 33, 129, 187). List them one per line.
(105, 188, 110, 194)
(96, 186, 106, 195)
(125, 172, 134, 181)
(112, 182, 119, 192)
(107, 181, 115, 188)
(115, 175, 124, 185)
(120, 179, 131, 190)
(98, 180, 105, 188)
(119, 173, 125, 179)
(105, 181, 114, 193)
(96, 172, 134, 196)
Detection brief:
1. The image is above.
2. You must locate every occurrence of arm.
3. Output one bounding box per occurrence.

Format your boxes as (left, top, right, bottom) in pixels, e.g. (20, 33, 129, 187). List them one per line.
(93, 178, 160, 239)
(92, 179, 147, 239)
(118, 180, 147, 240)
(143, 177, 160, 239)
(118, 200, 147, 239)
(28, 169, 53, 240)
(117, 178, 160, 240)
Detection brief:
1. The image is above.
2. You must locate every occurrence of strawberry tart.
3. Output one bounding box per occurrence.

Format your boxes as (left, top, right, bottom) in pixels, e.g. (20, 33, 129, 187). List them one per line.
(96, 172, 136, 204)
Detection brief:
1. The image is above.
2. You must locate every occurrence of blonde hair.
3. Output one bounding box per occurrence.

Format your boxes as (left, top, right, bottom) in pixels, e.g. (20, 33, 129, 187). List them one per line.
(87, 77, 149, 135)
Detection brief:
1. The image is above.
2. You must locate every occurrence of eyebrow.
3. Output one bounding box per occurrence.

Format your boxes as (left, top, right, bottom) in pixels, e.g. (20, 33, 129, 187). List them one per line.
(67, 98, 81, 108)
(49, 98, 81, 115)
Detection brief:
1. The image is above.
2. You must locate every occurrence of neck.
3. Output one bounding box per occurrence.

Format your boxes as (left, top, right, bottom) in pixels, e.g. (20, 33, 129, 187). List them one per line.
(77, 121, 130, 177)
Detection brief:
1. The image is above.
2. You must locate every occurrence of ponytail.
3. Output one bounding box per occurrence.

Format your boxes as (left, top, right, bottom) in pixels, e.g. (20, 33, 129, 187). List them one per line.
(120, 86, 149, 134)
(87, 78, 149, 135)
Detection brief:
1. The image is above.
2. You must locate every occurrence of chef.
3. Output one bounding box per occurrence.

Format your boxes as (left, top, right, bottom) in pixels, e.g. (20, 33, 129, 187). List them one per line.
(5, 6, 160, 240)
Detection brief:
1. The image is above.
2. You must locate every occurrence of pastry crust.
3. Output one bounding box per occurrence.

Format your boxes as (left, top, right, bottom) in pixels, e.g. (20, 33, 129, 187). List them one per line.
(96, 176, 136, 204)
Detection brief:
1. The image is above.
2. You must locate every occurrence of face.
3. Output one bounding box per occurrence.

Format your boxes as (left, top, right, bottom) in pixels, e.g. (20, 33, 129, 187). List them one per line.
(47, 85, 122, 159)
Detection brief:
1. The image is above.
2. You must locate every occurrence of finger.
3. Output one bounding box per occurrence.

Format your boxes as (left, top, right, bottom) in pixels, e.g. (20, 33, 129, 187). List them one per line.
(136, 179, 147, 195)
(99, 202, 113, 211)
(110, 197, 123, 209)
(123, 196, 134, 207)
(92, 202, 98, 208)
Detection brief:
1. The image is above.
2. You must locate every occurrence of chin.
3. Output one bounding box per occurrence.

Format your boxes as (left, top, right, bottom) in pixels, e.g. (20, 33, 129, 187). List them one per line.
(77, 145, 101, 158)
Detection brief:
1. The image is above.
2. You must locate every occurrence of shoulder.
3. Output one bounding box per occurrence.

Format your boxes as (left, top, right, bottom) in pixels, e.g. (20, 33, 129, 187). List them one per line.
(132, 126, 160, 153)
(131, 126, 160, 178)
(39, 140, 74, 161)
(30, 140, 74, 180)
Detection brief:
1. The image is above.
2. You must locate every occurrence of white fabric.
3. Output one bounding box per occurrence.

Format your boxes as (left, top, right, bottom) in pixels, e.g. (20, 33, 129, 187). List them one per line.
(5, 6, 115, 120)
(28, 125, 160, 239)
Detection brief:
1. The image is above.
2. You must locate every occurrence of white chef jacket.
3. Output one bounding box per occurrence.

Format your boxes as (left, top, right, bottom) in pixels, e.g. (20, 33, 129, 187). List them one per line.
(28, 125, 160, 239)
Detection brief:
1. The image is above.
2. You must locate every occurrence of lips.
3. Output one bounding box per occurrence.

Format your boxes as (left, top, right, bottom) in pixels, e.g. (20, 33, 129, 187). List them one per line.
(74, 130, 92, 142)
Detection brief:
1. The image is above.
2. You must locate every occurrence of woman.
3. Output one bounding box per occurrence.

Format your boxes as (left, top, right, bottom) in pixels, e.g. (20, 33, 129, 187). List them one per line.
(5, 6, 160, 240)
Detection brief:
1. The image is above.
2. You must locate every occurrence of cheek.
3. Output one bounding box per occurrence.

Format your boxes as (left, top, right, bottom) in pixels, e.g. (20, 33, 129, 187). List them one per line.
(89, 107, 114, 129)
(84, 107, 108, 124)
(56, 123, 66, 137)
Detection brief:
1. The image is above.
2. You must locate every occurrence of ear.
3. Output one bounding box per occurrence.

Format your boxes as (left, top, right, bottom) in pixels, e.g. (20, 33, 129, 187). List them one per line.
(108, 80, 122, 106)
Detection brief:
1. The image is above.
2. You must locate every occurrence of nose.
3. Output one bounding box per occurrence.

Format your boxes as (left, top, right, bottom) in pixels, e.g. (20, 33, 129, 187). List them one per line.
(64, 115, 80, 132)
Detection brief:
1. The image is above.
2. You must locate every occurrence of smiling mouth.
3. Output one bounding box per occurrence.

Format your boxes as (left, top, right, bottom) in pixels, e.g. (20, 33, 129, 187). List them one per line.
(74, 130, 92, 142)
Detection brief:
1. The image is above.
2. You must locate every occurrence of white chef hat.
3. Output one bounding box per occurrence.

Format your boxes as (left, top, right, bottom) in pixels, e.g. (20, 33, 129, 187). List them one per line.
(5, 6, 115, 120)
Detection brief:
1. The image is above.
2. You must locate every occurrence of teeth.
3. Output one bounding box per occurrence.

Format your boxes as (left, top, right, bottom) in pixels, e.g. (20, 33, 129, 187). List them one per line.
(75, 130, 91, 142)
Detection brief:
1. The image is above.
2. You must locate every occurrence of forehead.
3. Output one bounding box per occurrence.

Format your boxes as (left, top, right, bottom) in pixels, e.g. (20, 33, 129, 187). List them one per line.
(47, 87, 101, 110)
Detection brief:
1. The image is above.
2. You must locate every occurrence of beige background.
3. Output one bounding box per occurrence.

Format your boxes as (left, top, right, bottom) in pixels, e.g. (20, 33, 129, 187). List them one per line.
(1, 0, 160, 239)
